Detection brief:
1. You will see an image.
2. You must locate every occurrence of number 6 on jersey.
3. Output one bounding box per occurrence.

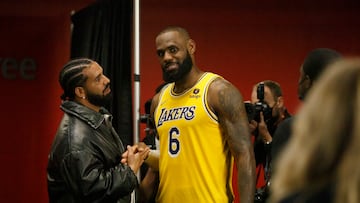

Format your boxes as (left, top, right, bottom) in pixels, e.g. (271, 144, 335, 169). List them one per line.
(168, 127, 180, 156)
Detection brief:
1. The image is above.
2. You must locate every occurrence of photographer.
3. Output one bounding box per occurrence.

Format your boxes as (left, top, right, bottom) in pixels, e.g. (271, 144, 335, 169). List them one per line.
(246, 80, 291, 203)
(138, 84, 166, 203)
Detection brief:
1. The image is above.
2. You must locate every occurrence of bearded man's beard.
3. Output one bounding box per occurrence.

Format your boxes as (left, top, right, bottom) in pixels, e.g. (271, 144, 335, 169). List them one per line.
(162, 52, 193, 83)
(86, 85, 112, 107)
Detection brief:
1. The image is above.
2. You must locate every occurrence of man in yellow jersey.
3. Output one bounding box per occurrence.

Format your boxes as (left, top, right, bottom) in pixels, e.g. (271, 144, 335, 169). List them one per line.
(145, 26, 256, 203)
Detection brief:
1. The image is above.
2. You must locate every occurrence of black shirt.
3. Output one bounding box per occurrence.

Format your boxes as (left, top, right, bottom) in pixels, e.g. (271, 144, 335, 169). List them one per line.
(271, 117, 294, 163)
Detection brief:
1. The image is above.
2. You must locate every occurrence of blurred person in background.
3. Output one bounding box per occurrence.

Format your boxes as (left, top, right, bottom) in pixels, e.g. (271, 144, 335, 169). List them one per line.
(269, 58, 360, 203)
(271, 48, 342, 161)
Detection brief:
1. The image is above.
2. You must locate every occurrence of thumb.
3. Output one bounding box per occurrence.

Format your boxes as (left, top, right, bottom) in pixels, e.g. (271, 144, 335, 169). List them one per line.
(127, 145, 134, 154)
(259, 111, 265, 122)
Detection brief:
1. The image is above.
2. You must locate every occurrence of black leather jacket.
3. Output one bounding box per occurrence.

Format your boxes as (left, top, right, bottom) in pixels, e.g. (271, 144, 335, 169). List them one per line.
(47, 101, 138, 203)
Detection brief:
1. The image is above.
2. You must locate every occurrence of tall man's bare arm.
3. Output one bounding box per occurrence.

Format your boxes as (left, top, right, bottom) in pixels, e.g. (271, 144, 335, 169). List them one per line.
(208, 78, 256, 203)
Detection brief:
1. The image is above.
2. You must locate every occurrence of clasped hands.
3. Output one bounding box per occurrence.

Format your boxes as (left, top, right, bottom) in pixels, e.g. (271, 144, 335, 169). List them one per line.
(121, 142, 150, 173)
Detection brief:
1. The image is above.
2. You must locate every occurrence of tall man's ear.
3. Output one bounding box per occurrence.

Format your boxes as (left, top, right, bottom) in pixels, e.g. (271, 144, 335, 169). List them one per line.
(187, 39, 196, 55)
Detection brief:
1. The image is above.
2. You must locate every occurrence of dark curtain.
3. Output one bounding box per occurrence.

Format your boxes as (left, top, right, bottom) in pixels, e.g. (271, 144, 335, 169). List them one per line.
(70, 0, 133, 146)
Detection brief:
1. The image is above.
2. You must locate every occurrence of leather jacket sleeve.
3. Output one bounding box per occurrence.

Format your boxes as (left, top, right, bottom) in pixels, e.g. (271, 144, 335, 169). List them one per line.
(48, 102, 138, 203)
(61, 150, 138, 202)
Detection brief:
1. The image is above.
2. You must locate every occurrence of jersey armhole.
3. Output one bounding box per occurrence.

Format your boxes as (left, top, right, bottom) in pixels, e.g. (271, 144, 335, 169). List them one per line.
(154, 83, 171, 123)
(203, 74, 220, 122)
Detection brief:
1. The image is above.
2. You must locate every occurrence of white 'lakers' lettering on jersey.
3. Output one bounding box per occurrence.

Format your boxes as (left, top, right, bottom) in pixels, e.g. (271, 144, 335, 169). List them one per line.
(154, 72, 234, 203)
(157, 106, 196, 126)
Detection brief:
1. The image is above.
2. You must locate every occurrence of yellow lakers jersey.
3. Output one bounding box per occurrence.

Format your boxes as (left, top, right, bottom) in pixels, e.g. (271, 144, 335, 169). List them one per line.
(154, 72, 234, 203)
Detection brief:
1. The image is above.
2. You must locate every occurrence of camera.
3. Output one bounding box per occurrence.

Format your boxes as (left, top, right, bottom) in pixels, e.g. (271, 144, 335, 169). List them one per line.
(140, 113, 152, 125)
(140, 99, 153, 125)
(140, 99, 158, 150)
(245, 82, 272, 123)
(140, 99, 156, 131)
(254, 185, 269, 203)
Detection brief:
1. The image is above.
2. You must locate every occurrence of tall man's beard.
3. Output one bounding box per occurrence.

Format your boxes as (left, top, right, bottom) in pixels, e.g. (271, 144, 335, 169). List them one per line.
(162, 52, 193, 83)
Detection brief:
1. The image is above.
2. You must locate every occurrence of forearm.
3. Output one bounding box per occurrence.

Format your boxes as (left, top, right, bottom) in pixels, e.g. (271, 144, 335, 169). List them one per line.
(144, 149, 159, 171)
(138, 167, 159, 203)
(260, 131, 273, 143)
(236, 150, 256, 203)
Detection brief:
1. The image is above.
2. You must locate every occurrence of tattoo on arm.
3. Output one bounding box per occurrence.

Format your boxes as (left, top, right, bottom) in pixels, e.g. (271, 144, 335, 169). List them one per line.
(213, 79, 256, 203)
(216, 80, 250, 153)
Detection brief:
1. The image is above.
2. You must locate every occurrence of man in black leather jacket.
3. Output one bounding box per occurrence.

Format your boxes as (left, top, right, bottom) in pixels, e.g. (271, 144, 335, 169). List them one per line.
(47, 58, 149, 203)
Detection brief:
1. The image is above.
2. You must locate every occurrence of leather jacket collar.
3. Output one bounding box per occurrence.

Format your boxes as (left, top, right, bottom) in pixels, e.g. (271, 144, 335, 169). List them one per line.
(60, 101, 109, 129)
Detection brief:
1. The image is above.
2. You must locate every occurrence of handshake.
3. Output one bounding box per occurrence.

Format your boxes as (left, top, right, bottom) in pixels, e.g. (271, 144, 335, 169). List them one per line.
(120, 143, 150, 174)
(121, 142, 160, 173)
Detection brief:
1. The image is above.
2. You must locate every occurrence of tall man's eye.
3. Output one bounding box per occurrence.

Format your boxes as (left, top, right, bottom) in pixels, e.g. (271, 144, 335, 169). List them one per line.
(168, 46, 178, 54)
(157, 50, 165, 57)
